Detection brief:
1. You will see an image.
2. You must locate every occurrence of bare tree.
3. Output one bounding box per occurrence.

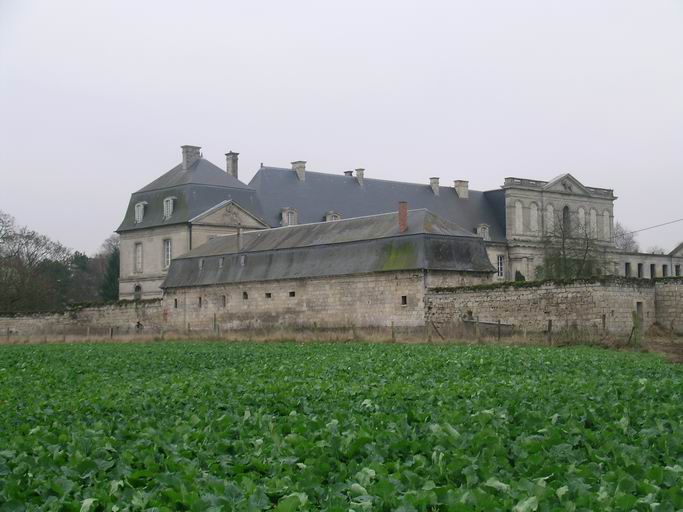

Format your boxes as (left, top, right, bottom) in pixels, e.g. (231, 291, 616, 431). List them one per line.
(613, 221, 640, 253)
(647, 246, 667, 255)
(537, 208, 609, 280)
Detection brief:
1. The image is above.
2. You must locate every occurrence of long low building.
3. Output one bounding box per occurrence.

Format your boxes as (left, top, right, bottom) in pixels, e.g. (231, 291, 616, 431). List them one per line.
(161, 206, 495, 332)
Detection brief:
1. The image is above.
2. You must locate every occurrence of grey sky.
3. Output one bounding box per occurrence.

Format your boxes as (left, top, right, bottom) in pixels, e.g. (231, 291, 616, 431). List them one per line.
(1, 0, 681, 255)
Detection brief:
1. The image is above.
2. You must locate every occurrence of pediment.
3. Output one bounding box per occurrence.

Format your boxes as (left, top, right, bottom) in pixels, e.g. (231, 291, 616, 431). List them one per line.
(543, 173, 591, 196)
(190, 200, 269, 229)
(670, 242, 683, 258)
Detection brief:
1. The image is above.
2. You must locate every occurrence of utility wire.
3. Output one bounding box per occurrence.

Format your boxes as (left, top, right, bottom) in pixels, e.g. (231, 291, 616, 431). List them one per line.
(616, 218, 683, 238)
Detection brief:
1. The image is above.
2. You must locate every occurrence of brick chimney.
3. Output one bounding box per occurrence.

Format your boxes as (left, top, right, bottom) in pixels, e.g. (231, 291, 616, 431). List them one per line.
(355, 168, 365, 187)
(454, 180, 469, 199)
(430, 177, 440, 195)
(181, 145, 202, 170)
(398, 201, 408, 233)
(292, 161, 306, 181)
(226, 151, 239, 179)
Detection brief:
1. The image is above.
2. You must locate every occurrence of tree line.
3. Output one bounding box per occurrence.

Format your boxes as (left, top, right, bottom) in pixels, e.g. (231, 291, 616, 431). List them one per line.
(0, 210, 119, 313)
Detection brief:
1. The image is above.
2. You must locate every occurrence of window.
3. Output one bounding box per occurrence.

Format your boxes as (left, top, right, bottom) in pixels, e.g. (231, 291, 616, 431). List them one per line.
(198, 297, 202, 308)
(637, 263, 644, 278)
(545, 204, 555, 233)
(289, 291, 296, 297)
(625, 262, 631, 277)
(134, 243, 143, 273)
(163, 239, 172, 269)
(401, 295, 408, 306)
(663, 265, 669, 277)
(676, 265, 681, 277)
(198, 258, 204, 271)
(650, 264, 656, 279)
(589, 209, 597, 238)
(218, 257, 224, 269)
(325, 211, 341, 222)
(578, 207, 586, 230)
(265, 292, 272, 299)
(134, 202, 147, 223)
(240, 255, 246, 266)
(163, 197, 176, 219)
(562, 206, 571, 235)
(497, 255, 505, 278)
(173, 298, 178, 309)
(242, 291, 248, 300)
(529, 203, 539, 233)
(281, 208, 298, 226)
(477, 224, 490, 241)
(222, 295, 227, 308)
(134, 285, 142, 301)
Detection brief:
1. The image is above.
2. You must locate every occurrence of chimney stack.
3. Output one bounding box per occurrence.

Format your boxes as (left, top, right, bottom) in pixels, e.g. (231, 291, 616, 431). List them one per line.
(398, 201, 408, 233)
(430, 177, 440, 195)
(181, 145, 202, 170)
(454, 180, 469, 199)
(226, 151, 239, 179)
(343, 170, 353, 177)
(292, 161, 306, 181)
(355, 168, 365, 187)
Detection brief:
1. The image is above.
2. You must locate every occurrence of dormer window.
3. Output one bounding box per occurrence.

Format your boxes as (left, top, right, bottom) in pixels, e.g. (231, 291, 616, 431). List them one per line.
(163, 197, 176, 219)
(281, 207, 298, 226)
(325, 211, 341, 222)
(476, 223, 490, 241)
(134, 202, 147, 223)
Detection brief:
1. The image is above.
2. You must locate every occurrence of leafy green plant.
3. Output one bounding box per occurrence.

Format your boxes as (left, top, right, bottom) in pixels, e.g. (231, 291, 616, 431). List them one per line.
(0, 342, 682, 510)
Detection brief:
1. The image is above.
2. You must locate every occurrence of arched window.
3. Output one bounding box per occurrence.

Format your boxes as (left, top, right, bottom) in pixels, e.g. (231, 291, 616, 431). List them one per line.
(562, 206, 571, 235)
(578, 207, 586, 230)
(545, 204, 555, 233)
(589, 209, 597, 238)
(163, 197, 176, 219)
(477, 223, 490, 241)
(514, 201, 523, 234)
(529, 203, 539, 233)
(134, 285, 142, 301)
(134, 202, 147, 223)
(603, 210, 611, 241)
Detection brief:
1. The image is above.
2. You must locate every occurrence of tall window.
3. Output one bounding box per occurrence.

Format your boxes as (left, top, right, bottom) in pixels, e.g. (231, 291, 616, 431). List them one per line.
(529, 203, 539, 233)
(163, 239, 172, 269)
(562, 206, 571, 235)
(134, 202, 146, 223)
(578, 207, 586, 230)
(163, 197, 175, 219)
(602, 210, 611, 241)
(134, 242, 143, 273)
(287, 210, 296, 225)
(545, 204, 555, 233)
(497, 255, 505, 278)
(589, 209, 597, 238)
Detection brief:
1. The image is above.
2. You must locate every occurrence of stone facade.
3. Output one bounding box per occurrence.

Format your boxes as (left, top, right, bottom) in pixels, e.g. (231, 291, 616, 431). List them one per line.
(654, 279, 683, 335)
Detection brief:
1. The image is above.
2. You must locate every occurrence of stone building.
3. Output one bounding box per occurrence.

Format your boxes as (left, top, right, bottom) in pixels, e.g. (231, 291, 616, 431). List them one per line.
(117, 145, 682, 299)
(116, 146, 267, 299)
(161, 206, 495, 332)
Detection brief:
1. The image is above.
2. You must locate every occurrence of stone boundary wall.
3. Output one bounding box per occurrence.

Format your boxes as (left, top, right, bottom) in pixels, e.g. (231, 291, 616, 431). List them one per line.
(425, 278, 659, 337)
(0, 300, 164, 342)
(655, 279, 683, 335)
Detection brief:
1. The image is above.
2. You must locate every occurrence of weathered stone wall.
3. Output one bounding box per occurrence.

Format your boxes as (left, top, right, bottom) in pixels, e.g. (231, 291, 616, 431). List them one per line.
(426, 278, 657, 336)
(654, 279, 683, 334)
(0, 300, 164, 341)
(163, 270, 428, 334)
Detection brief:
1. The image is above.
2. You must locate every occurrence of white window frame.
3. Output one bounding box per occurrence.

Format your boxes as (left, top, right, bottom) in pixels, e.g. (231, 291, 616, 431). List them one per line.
(477, 223, 490, 241)
(163, 239, 172, 269)
(134, 242, 143, 273)
(497, 255, 505, 278)
(163, 197, 176, 219)
(134, 202, 147, 223)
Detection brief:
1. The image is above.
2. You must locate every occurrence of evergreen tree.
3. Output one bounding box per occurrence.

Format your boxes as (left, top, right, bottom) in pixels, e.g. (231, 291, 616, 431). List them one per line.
(99, 247, 120, 301)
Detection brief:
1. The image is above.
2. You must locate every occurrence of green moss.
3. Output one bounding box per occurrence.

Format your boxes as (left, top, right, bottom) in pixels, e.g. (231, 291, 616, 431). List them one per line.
(380, 241, 417, 271)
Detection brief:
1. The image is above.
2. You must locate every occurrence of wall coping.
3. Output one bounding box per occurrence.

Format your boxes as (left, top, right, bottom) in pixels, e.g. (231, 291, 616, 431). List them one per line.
(0, 298, 162, 318)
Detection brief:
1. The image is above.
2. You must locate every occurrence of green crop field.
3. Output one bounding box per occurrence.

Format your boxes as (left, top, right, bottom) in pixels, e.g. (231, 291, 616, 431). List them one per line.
(1, 342, 682, 511)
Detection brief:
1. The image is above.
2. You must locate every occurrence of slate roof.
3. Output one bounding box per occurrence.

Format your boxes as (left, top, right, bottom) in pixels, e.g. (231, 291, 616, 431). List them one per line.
(161, 209, 496, 288)
(117, 158, 264, 232)
(248, 166, 507, 241)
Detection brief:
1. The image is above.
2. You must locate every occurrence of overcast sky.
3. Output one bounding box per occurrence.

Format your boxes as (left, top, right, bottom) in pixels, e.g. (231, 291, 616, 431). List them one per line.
(1, 0, 681, 254)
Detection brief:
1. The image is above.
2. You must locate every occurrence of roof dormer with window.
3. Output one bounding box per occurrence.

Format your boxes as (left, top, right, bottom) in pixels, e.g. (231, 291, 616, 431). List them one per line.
(163, 197, 177, 220)
(134, 201, 148, 224)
